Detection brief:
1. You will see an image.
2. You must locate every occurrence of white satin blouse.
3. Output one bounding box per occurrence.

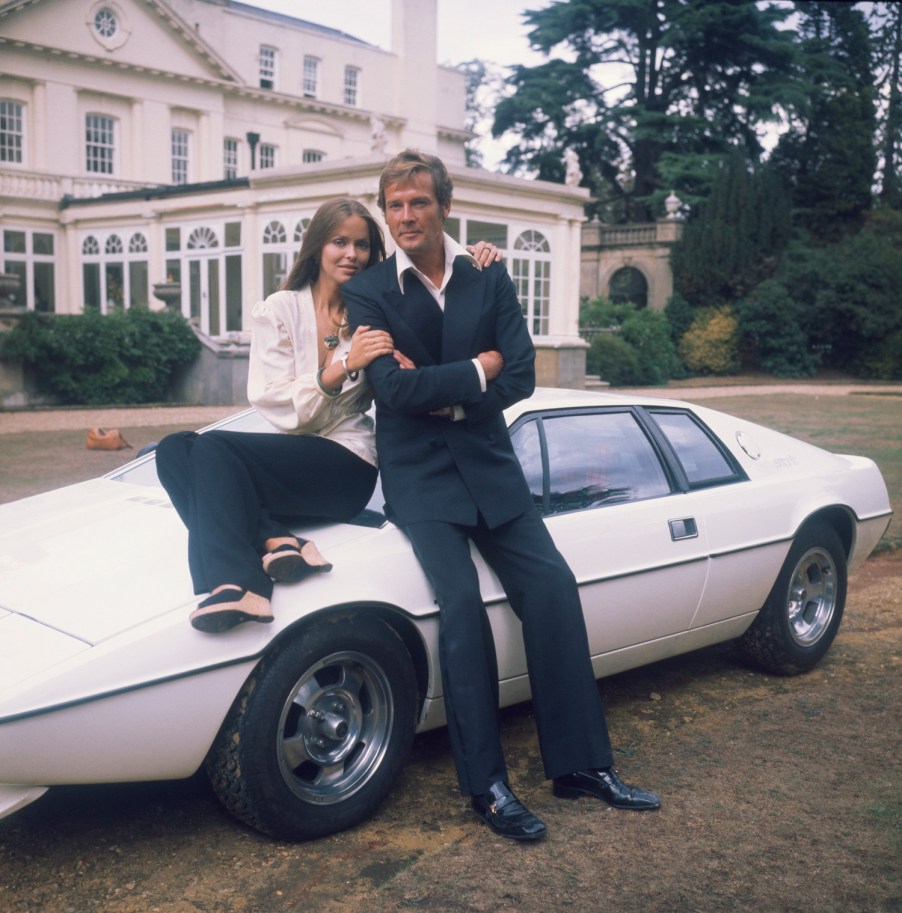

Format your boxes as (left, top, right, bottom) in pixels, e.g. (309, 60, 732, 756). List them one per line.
(247, 287, 377, 467)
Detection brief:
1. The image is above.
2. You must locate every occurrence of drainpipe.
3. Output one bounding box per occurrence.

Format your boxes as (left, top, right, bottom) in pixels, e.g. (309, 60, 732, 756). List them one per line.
(246, 132, 260, 171)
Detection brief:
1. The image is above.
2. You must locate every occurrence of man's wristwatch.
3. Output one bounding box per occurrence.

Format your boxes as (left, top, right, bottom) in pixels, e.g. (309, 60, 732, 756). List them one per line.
(340, 352, 359, 382)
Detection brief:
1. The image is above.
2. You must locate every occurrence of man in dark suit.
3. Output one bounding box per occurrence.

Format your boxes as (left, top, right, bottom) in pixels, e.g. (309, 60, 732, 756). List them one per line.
(343, 149, 660, 841)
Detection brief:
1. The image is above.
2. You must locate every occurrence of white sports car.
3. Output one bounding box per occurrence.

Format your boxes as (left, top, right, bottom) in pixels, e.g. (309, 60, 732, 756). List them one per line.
(0, 389, 892, 840)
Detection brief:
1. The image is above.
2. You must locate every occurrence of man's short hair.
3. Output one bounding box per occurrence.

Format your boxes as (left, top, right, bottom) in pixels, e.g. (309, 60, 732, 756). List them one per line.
(378, 149, 453, 213)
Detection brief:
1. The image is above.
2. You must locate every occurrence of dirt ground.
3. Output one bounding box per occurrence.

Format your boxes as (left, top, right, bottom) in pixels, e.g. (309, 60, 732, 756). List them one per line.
(0, 392, 899, 913)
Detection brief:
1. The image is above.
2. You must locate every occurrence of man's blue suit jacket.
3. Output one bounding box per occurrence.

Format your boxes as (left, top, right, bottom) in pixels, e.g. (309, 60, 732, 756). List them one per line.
(343, 254, 536, 529)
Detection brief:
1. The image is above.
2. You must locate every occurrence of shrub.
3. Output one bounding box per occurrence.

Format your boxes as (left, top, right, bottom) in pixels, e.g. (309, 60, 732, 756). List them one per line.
(587, 333, 642, 385)
(1, 307, 200, 405)
(678, 307, 741, 375)
(736, 280, 820, 378)
(851, 328, 902, 380)
(618, 308, 680, 385)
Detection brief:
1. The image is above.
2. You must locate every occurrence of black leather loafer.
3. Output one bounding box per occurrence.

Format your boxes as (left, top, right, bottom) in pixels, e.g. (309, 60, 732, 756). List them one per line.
(553, 768, 661, 811)
(471, 781, 547, 841)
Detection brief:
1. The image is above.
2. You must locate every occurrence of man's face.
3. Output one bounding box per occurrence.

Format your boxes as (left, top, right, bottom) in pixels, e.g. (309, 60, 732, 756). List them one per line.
(383, 170, 450, 261)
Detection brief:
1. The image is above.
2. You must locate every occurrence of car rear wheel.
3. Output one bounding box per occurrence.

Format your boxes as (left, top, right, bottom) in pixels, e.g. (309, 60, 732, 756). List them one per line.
(738, 522, 847, 676)
(205, 613, 418, 840)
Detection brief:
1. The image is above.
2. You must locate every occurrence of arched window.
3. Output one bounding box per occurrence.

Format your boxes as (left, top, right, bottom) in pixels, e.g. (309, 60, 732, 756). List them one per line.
(608, 266, 648, 309)
(511, 230, 551, 336)
(294, 218, 310, 246)
(187, 226, 219, 249)
(80, 229, 148, 313)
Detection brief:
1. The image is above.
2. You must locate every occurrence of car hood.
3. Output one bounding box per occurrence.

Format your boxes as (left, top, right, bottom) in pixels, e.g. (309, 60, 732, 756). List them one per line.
(0, 477, 380, 645)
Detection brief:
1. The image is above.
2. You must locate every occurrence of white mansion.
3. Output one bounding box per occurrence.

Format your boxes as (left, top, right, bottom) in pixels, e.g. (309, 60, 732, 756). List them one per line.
(0, 0, 592, 395)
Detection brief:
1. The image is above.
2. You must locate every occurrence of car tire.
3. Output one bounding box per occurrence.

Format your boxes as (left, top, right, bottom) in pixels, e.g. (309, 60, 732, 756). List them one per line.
(738, 522, 847, 676)
(205, 613, 418, 840)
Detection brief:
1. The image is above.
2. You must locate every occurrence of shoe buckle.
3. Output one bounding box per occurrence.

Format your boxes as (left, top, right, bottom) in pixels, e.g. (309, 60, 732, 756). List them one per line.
(488, 802, 498, 815)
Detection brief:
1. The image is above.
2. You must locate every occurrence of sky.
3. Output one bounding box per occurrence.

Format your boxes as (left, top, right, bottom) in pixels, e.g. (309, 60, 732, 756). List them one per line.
(243, 1, 546, 167)
(247, 0, 543, 68)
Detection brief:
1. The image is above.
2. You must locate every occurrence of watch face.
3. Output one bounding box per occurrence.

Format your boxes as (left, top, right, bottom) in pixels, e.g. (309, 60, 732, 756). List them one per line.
(94, 8, 118, 38)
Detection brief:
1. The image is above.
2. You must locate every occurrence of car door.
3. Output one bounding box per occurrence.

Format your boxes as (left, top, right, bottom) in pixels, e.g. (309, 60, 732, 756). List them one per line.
(506, 408, 711, 667)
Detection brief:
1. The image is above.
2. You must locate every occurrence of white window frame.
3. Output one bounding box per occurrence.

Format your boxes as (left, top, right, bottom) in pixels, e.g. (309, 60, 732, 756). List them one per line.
(259, 45, 277, 90)
(0, 99, 25, 166)
(85, 112, 116, 175)
(302, 149, 324, 164)
(80, 229, 149, 314)
(223, 137, 239, 179)
(511, 229, 552, 337)
(171, 128, 190, 185)
(259, 143, 277, 169)
(261, 216, 311, 297)
(343, 66, 361, 107)
(303, 56, 320, 98)
(2, 227, 56, 312)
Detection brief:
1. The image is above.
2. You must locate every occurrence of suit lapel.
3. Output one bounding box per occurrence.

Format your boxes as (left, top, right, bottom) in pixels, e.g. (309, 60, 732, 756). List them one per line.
(441, 258, 486, 362)
(379, 261, 441, 366)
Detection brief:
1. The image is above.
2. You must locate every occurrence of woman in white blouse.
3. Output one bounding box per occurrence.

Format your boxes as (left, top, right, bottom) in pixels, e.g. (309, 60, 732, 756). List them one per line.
(156, 198, 497, 633)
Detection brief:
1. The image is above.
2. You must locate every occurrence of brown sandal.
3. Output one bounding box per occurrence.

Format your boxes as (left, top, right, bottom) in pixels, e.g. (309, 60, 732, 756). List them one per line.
(189, 588, 273, 633)
(262, 540, 333, 583)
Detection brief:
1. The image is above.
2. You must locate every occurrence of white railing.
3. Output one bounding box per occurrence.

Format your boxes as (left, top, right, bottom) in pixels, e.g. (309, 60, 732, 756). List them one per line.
(0, 168, 150, 201)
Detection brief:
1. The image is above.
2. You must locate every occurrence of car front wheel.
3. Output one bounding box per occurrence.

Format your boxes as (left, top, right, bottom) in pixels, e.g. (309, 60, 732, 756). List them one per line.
(205, 613, 418, 840)
(738, 522, 847, 676)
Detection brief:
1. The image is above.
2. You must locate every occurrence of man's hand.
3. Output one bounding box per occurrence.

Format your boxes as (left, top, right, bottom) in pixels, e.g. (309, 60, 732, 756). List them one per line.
(393, 349, 416, 370)
(477, 350, 504, 381)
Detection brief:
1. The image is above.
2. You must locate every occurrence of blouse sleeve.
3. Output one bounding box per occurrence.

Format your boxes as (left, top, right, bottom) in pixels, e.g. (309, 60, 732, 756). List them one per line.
(246, 293, 335, 433)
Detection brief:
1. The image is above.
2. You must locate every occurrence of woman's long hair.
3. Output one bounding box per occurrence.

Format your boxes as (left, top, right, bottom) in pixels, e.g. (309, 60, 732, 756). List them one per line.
(280, 198, 386, 291)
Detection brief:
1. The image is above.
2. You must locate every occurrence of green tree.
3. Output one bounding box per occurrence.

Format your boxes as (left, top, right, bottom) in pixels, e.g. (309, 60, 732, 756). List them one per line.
(868, 2, 902, 209)
(492, 0, 796, 220)
(671, 151, 791, 308)
(769, 1, 876, 239)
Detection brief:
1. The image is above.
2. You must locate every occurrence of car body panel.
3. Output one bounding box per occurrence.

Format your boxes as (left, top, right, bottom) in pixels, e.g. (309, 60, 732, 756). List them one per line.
(0, 388, 891, 822)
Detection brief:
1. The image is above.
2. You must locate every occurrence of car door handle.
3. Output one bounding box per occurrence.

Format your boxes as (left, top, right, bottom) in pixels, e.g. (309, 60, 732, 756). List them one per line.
(669, 517, 698, 541)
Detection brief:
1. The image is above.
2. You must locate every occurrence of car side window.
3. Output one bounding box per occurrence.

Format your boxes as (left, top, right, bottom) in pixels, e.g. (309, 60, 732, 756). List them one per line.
(511, 411, 670, 516)
(650, 410, 738, 487)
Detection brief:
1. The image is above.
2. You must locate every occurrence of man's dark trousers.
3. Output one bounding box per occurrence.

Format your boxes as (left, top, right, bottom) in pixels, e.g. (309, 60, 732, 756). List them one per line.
(404, 509, 614, 796)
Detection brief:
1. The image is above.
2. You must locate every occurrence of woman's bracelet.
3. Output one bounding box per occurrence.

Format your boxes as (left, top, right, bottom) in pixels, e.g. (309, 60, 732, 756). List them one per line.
(340, 352, 360, 382)
(316, 367, 341, 397)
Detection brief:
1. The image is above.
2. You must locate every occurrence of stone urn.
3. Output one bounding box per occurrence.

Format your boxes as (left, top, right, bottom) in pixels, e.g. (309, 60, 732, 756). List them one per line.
(0, 272, 22, 309)
(152, 281, 182, 310)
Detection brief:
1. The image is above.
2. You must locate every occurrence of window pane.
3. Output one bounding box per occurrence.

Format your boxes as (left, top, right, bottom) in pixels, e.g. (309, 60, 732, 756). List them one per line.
(509, 420, 544, 509)
(129, 260, 148, 308)
(171, 129, 189, 184)
(86, 114, 115, 174)
(3, 260, 26, 307)
(226, 254, 242, 332)
(33, 261, 54, 312)
(263, 251, 286, 298)
(0, 100, 24, 164)
(224, 222, 241, 247)
(83, 263, 101, 310)
(223, 138, 238, 179)
(32, 233, 54, 256)
(541, 412, 670, 514)
(465, 220, 507, 249)
(165, 227, 181, 252)
(165, 258, 181, 285)
(105, 262, 124, 310)
(651, 411, 736, 486)
(444, 217, 460, 242)
(4, 230, 26, 254)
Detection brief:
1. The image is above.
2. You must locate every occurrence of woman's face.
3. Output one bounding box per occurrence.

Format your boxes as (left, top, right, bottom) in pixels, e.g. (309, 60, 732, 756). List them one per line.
(318, 215, 372, 288)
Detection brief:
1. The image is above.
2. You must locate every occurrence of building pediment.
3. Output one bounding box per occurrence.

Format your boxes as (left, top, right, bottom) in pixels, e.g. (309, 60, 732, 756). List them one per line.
(0, 0, 243, 85)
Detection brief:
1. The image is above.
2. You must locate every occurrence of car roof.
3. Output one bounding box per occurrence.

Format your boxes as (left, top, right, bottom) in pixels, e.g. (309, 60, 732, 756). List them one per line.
(504, 387, 689, 421)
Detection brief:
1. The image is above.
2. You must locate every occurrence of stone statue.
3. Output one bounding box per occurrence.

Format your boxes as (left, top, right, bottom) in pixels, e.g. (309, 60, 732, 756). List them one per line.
(564, 148, 582, 186)
(370, 115, 387, 154)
